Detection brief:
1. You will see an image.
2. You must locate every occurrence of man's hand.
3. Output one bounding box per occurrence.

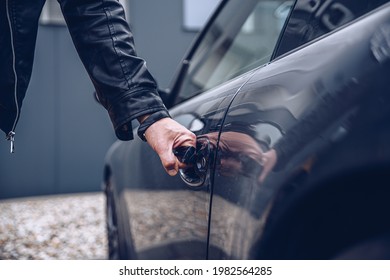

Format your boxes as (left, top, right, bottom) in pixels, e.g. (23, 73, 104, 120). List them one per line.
(143, 117, 196, 176)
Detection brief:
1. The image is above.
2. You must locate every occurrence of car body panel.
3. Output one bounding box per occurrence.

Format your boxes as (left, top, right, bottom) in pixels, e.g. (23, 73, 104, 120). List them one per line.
(105, 68, 258, 259)
(104, 0, 390, 260)
(209, 3, 390, 259)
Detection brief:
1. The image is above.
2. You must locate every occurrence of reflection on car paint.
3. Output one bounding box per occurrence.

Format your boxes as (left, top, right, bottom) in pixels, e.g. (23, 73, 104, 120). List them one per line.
(104, 0, 390, 260)
(208, 6, 390, 259)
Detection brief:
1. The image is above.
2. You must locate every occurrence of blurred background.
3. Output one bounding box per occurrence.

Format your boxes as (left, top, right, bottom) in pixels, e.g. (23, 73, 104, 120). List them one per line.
(0, 0, 220, 199)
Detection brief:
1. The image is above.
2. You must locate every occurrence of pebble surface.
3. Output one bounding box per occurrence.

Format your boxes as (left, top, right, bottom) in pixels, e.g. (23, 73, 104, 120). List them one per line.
(0, 192, 108, 260)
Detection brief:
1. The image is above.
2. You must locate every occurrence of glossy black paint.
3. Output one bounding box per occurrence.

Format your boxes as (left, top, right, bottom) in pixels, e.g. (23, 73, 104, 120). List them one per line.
(104, 0, 390, 259)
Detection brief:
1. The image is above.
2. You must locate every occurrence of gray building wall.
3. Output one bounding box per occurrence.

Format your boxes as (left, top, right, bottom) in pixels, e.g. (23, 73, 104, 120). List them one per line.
(128, 0, 198, 89)
(0, 0, 198, 199)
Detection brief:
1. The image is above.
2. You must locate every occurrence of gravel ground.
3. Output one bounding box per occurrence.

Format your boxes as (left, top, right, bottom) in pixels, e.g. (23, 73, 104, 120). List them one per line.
(0, 192, 107, 260)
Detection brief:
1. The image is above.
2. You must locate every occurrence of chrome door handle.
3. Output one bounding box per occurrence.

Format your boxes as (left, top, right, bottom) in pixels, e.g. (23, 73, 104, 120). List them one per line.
(173, 137, 211, 189)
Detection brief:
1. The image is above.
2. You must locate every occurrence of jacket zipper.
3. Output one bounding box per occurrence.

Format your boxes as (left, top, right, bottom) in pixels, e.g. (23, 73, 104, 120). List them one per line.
(6, 0, 19, 153)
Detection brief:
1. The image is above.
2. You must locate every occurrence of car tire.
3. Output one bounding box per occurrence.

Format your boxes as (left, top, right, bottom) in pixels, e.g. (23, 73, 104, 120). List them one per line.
(104, 165, 120, 260)
(106, 194, 120, 260)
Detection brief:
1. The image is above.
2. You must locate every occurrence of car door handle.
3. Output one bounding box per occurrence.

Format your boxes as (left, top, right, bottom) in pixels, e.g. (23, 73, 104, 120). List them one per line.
(173, 137, 211, 189)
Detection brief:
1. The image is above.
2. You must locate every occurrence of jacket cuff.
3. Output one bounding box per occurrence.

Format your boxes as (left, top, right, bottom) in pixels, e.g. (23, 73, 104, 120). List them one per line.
(108, 89, 169, 140)
(137, 110, 171, 142)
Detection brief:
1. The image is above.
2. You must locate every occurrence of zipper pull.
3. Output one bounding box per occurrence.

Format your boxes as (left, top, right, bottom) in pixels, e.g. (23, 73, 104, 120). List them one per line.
(6, 131, 15, 153)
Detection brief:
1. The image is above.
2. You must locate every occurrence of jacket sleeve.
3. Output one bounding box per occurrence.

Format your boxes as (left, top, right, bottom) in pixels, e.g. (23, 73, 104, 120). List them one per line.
(58, 0, 169, 140)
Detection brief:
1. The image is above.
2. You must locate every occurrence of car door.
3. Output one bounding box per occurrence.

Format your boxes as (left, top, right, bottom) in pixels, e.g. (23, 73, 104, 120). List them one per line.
(169, 0, 295, 259)
(207, 0, 390, 259)
(110, 0, 290, 259)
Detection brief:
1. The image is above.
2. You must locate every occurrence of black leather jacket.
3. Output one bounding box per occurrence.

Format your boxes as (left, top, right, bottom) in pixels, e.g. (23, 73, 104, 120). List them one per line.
(0, 0, 169, 152)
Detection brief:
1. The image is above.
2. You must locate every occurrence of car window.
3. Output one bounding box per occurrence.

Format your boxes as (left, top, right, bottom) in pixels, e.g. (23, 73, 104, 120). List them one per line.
(275, 0, 390, 57)
(175, 0, 294, 104)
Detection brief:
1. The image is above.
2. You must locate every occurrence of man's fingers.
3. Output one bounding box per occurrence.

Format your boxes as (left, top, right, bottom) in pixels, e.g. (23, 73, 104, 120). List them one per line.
(143, 117, 196, 176)
(167, 167, 178, 176)
(162, 151, 179, 176)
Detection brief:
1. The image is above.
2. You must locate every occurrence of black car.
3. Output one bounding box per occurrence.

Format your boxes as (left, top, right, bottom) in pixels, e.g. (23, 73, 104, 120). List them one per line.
(103, 0, 390, 260)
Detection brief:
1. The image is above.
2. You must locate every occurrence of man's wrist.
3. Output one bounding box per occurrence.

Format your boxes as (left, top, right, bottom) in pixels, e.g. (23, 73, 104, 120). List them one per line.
(137, 110, 171, 142)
